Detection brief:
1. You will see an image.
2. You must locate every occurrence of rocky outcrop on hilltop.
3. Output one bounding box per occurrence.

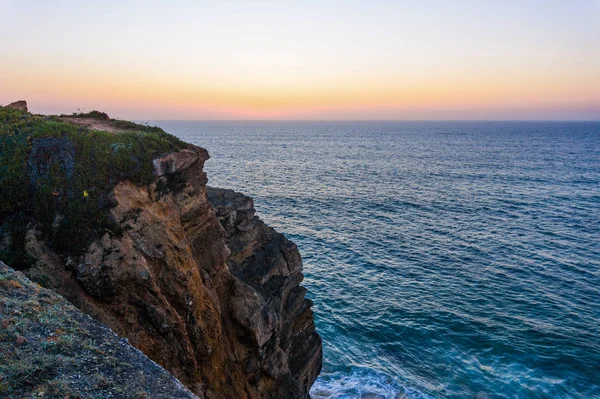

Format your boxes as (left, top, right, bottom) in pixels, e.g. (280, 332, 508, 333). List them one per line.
(0, 103, 322, 398)
(0, 261, 199, 398)
(4, 100, 28, 112)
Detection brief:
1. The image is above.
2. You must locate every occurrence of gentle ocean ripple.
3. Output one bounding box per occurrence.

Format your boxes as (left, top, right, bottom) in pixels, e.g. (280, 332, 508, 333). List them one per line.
(154, 121, 600, 398)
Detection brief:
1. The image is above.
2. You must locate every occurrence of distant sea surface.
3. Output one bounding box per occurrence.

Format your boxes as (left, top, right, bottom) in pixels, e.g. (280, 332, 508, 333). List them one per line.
(154, 121, 600, 399)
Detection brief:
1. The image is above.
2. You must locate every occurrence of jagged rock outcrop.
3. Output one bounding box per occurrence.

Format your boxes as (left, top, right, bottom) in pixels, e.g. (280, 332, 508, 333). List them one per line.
(4, 100, 28, 112)
(0, 105, 322, 398)
(0, 261, 199, 398)
(207, 188, 322, 395)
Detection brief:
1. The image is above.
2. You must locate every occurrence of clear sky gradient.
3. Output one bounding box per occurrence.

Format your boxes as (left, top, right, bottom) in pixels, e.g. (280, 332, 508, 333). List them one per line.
(1, 1, 599, 120)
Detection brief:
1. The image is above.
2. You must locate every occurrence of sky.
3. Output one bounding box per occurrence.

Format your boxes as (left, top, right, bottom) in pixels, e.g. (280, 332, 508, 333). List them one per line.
(1, 0, 599, 120)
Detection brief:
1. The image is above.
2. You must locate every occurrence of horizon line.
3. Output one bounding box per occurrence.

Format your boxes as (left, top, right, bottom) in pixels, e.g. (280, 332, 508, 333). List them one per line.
(138, 119, 600, 123)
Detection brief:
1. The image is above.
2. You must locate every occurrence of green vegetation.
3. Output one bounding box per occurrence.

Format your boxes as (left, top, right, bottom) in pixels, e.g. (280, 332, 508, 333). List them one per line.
(0, 106, 186, 257)
(61, 110, 111, 120)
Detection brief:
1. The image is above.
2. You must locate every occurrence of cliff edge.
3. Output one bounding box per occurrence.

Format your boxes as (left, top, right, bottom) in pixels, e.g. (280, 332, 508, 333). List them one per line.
(0, 261, 199, 398)
(0, 103, 322, 398)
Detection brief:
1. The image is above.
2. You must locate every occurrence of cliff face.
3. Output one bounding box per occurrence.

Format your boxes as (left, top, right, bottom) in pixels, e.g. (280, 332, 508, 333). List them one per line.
(207, 188, 322, 394)
(0, 105, 322, 398)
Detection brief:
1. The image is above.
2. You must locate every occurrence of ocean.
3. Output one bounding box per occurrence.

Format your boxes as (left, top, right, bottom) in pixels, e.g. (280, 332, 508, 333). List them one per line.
(154, 121, 600, 398)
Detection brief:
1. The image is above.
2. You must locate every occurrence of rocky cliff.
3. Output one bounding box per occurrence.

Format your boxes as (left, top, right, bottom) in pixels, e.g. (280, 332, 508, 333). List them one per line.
(0, 103, 322, 398)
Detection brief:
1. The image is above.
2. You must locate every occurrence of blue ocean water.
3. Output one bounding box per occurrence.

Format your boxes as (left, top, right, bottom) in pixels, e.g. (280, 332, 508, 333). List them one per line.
(154, 121, 600, 398)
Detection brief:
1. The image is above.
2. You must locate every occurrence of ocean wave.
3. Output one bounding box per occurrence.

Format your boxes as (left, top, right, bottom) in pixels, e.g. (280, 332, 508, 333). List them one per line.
(311, 368, 434, 399)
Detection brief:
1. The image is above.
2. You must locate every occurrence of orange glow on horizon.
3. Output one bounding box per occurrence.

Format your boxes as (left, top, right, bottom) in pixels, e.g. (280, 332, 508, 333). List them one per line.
(2, 59, 598, 120)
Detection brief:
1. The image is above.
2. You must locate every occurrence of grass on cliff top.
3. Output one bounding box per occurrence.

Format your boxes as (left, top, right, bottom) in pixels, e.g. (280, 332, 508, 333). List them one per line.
(0, 106, 186, 258)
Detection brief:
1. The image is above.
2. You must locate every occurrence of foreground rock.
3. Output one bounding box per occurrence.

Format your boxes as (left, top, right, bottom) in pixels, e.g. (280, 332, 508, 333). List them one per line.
(0, 261, 199, 398)
(0, 105, 322, 398)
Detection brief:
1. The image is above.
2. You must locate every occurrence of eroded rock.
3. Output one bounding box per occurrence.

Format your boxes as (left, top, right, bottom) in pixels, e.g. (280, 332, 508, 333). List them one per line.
(208, 186, 322, 397)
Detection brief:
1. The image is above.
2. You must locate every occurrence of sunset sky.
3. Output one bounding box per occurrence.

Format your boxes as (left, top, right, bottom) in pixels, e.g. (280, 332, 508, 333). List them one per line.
(1, 1, 599, 120)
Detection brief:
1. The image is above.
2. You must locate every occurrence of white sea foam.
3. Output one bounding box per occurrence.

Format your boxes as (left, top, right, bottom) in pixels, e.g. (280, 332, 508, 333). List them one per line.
(311, 368, 434, 399)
